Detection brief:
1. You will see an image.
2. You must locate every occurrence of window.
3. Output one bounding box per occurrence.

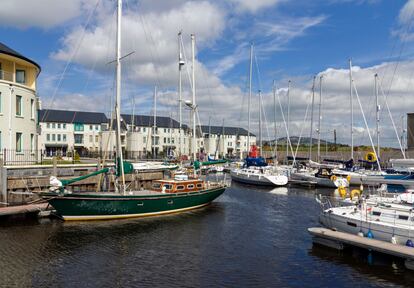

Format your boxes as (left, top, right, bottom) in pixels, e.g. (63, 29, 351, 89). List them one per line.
(95, 135, 99, 142)
(63, 123, 66, 129)
(346, 221, 357, 227)
(52, 123, 55, 129)
(57, 134, 61, 142)
(89, 135, 93, 142)
(47, 123, 50, 128)
(187, 184, 195, 189)
(57, 123, 61, 129)
(164, 138, 166, 144)
(46, 134, 50, 141)
(89, 125, 93, 130)
(95, 125, 99, 130)
(30, 99, 35, 119)
(163, 184, 173, 190)
(16, 95, 22, 116)
(196, 183, 203, 188)
(168, 138, 170, 144)
(143, 127, 146, 132)
(74, 134, 83, 144)
(62, 134, 67, 142)
(176, 185, 185, 190)
(152, 183, 161, 189)
(30, 134, 34, 152)
(372, 211, 381, 216)
(16, 133, 22, 152)
(164, 128, 167, 133)
(52, 134, 56, 141)
(399, 215, 409, 220)
(16, 69, 25, 84)
(74, 123, 84, 131)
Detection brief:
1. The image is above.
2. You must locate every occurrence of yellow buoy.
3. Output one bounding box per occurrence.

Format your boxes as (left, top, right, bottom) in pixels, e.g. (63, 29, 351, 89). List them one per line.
(338, 186, 347, 198)
(350, 189, 361, 200)
(365, 152, 377, 163)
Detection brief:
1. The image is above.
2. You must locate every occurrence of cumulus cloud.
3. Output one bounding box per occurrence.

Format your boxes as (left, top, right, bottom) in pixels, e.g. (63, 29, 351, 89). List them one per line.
(0, 0, 95, 29)
(227, 0, 283, 13)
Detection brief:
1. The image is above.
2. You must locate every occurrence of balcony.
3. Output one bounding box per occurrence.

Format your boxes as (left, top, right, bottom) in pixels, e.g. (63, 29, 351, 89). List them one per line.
(0, 70, 13, 82)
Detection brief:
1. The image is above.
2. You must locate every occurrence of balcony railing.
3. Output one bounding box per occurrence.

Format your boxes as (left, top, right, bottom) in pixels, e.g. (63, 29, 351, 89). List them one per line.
(0, 70, 14, 82)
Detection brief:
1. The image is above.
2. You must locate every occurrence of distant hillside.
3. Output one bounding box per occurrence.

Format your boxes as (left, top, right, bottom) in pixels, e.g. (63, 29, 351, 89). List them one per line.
(263, 136, 348, 147)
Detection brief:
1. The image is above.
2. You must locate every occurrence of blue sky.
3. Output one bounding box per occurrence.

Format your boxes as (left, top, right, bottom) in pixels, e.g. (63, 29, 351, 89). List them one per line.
(1, 0, 413, 148)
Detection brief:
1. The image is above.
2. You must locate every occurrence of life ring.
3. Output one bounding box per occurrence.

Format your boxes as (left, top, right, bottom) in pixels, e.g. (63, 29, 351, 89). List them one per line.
(338, 186, 347, 198)
(365, 152, 377, 163)
(350, 189, 361, 200)
(330, 175, 337, 182)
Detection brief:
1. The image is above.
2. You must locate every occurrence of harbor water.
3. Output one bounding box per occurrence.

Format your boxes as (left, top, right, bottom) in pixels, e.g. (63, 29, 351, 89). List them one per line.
(1, 182, 414, 287)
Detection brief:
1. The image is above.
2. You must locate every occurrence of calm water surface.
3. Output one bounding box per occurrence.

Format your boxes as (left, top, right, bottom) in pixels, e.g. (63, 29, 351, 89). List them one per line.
(1, 182, 414, 287)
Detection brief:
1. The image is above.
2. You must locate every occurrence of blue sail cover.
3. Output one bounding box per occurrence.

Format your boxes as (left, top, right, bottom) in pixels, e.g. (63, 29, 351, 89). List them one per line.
(245, 157, 267, 167)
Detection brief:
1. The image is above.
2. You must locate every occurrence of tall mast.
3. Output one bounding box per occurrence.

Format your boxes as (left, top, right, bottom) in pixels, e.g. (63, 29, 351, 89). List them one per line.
(247, 43, 253, 155)
(375, 73, 380, 159)
(286, 80, 291, 163)
(317, 75, 323, 162)
(191, 34, 197, 171)
(349, 59, 354, 160)
(115, 0, 125, 193)
(153, 85, 157, 160)
(309, 76, 316, 161)
(273, 80, 278, 165)
(259, 90, 262, 157)
(178, 31, 184, 158)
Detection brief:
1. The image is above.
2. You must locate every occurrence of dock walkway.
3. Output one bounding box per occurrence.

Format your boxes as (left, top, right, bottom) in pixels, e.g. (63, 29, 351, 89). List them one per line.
(308, 227, 414, 270)
(0, 203, 49, 217)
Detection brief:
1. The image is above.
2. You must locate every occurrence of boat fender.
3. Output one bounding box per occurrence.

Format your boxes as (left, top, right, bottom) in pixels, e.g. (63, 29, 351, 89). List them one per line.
(366, 230, 374, 239)
(406, 239, 414, 248)
(330, 175, 337, 182)
(346, 175, 351, 183)
(391, 236, 398, 245)
(162, 186, 166, 194)
(350, 189, 361, 200)
(359, 184, 364, 192)
(357, 231, 364, 237)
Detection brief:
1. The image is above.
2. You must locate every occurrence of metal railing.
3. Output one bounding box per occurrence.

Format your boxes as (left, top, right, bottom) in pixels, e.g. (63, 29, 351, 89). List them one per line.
(0, 70, 14, 82)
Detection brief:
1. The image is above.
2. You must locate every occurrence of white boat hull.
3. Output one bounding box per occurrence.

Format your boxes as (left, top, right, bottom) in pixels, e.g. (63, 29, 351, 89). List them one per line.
(230, 170, 288, 186)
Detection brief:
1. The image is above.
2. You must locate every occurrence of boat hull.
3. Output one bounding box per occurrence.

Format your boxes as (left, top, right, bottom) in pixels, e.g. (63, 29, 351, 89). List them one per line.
(43, 187, 225, 221)
(230, 170, 287, 186)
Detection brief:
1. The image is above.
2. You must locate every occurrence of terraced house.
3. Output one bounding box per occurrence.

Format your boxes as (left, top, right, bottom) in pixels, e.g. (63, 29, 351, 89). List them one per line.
(38, 109, 108, 156)
(0, 42, 41, 159)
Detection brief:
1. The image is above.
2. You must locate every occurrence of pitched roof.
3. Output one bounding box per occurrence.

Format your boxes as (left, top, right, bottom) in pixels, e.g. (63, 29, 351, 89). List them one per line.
(121, 114, 181, 128)
(199, 125, 254, 136)
(0, 42, 41, 72)
(39, 109, 108, 124)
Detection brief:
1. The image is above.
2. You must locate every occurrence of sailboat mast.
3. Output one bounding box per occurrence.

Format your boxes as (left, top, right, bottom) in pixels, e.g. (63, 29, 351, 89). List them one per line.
(191, 34, 197, 167)
(247, 44, 253, 155)
(309, 76, 316, 161)
(349, 59, 354, 160)
(153, 85, 157, 160)
(273, 80, 278, 164)
(259, 90, 262, 157)
(115, 0, 125, 193)
(375, 73, 380, 159)
(178, 31, 184, 158)
(286, 80, 291, 163)
(317, 75, 323, 162)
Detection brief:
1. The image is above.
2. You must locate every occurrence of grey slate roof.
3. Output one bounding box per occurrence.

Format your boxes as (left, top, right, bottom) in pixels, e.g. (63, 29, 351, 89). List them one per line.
(121, 114, 181, 129)
(39, 109, 108, 124)
(199, 125, 254, 136)
(0, 42, 41, 72)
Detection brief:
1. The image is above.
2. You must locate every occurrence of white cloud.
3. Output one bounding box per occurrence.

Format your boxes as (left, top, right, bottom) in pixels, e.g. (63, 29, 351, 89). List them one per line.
(399, 0, 414, 25)
(0, 0, 94, 29)
(227, 0, 283, 13)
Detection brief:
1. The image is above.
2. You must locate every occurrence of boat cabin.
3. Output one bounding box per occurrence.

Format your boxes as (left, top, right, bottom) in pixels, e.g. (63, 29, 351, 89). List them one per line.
(152, 179, 205, 193)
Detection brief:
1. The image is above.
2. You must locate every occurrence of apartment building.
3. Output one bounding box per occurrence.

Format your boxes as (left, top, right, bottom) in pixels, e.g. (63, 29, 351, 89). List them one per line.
(200, 126, 256, 158)
(121, 114, 190, 158)
(0, 42, 41, 154)
(38, 109, 108, 156)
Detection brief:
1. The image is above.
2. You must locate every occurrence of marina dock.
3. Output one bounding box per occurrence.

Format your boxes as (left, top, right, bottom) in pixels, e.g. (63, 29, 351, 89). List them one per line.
(308, 227, 414, 270)
(0, 203, 50, 217)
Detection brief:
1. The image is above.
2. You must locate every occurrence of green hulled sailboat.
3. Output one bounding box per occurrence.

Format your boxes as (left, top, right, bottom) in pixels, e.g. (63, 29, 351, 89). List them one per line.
(40, 0, 227, 221)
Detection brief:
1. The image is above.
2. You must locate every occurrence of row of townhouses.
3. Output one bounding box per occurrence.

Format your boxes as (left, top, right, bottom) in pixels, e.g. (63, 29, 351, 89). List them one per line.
(0, 41, 256, 161)
(39, 109, 256, 159)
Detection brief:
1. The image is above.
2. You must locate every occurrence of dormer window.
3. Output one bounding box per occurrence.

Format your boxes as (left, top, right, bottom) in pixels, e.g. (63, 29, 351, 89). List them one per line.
(16, 69, 25, 84)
